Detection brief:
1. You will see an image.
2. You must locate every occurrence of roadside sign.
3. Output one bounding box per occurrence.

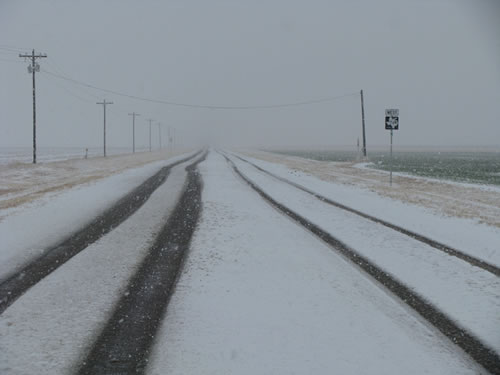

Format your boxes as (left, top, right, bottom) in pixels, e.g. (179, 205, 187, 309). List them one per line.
(385, 109, 399, 130)
(385, 108, 399, 186)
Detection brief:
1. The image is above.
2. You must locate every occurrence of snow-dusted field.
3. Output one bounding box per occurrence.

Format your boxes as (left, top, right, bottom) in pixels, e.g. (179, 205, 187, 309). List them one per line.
(244, 150, 500, 229)
(0, 148, 186, 221)
(0, 146, 146, 165)
(0, 149, 498, 374)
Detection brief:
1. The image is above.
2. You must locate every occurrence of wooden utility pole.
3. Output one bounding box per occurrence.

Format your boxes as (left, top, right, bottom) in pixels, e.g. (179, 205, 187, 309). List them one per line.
(96, 100, 113, 157)
(146, 118, 154, 152)
(128, 112, 140, 153)
(360, 89, 367, 157)
(158, 122, 162, 149)
(168, 126, 171, 151)
(19, 49, 47, 164)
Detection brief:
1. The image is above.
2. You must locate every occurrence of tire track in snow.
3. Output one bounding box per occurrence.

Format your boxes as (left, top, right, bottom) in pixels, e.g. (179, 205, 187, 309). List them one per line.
(0, 151, 202, 315)
(222, 152, 500, 375)
(230, 152, 500, 278)
(77, 152, 206, 375)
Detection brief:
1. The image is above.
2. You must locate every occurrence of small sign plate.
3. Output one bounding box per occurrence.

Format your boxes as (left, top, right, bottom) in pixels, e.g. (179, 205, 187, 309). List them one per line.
(385, 109, 399, 130)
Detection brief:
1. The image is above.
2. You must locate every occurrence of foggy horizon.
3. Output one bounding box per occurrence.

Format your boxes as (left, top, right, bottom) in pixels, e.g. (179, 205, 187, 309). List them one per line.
(1, 0, 499, 150)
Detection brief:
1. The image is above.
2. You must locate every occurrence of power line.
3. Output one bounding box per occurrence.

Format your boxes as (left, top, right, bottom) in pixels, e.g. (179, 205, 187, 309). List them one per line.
(40, 71, 131, 122)
(0, 46, 25, 54)
(0, 58, 23, 63)
(40, 73, 96, 104)
(44, 60, 102, 101)
(40, 68, 359, 110)
(0, 44, 33, 51)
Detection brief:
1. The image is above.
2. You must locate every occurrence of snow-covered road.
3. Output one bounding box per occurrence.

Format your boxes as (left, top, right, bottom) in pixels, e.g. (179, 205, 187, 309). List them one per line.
(0, 158, 189, 374)
(0, 150, 497, 374)
(227, 152, 500, 356)
(147, 152, 484, 374)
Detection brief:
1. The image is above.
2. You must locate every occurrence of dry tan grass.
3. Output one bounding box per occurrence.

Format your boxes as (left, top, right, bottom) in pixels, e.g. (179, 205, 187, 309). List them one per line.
(243, 151, 500, 229)
(0, 150, 187, 219)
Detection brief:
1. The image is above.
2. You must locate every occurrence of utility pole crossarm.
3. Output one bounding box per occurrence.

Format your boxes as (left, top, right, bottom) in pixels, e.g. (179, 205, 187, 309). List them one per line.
(19, 53, 47, 59)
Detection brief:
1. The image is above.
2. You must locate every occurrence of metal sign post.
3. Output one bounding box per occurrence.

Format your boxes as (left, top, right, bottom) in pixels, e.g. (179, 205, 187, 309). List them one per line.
(390, 128, 393, 185)
(385, 109, 399, 186)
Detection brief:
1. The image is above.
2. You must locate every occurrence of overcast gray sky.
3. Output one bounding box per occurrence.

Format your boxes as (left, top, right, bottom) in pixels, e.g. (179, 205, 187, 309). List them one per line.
(1, 0, 499, 150)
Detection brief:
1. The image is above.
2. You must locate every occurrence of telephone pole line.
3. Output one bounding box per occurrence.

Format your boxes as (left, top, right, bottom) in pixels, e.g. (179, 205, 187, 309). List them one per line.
(360, 89, 367, 158)
(158, 122, 162, 149)
(146, 119, 154, 152)
(168, 126, 171, 152)
(96, 100, 113, 157)
(19, 49, 47, 164)
(128, 112, 140, 153)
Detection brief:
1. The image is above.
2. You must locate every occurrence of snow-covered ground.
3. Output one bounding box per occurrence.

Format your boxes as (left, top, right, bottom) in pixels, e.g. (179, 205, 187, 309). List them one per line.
(0, 150, 194, 281)
(0, 160, 189, 374)
(0, 148, 187, 220)
(240, 150, 500, 265)
(0, 146, 153, 165)
(147, 152, 484, 374)
(243, 150, 500, 230)
(228, 152, 500, 355)
(0, 149, 497, 374)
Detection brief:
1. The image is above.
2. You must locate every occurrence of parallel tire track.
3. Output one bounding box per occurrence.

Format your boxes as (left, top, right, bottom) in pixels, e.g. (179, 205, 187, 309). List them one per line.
(231, 153, 500, 278)
(77, 152, 206, 375)
(0, 151, 201, 314)
(222, 153, 500, 375)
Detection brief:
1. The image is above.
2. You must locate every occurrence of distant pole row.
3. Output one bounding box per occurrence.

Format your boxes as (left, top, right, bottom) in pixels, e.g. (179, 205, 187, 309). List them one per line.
(19, 49, 175, 161)
(96, 103, 169, 157)
(19, 49, 365, 162)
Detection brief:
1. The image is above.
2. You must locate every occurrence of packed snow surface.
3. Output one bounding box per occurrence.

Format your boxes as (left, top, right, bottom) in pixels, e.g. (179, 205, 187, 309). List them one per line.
(240, 150, 500, 266)
(229, 152, 500, 355)
(147, 152, 484, 374)
(0, 149, 497, 374)
(0, 160, 189, 374)
(245, 150, 500, 230)
(0, 150, 192, 280)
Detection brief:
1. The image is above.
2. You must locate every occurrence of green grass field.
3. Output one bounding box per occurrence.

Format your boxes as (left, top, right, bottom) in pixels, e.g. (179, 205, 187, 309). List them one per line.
(272, 150, 500, 187)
